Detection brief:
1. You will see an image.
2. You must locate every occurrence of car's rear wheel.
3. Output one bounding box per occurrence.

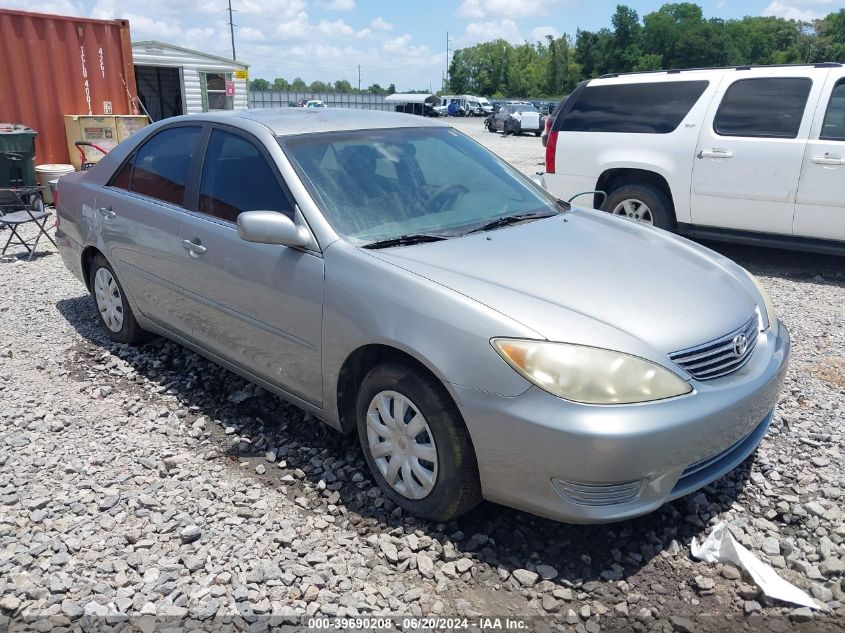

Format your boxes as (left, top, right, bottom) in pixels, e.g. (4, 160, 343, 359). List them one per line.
(486, 120, 496, 132)
(601, 184, 675, 231)
(89, 254, 149, 344)
(356, 362, 481, 521)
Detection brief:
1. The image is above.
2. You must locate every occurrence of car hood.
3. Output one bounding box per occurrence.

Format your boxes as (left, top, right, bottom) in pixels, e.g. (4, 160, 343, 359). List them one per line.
(367, 209, 759, 356)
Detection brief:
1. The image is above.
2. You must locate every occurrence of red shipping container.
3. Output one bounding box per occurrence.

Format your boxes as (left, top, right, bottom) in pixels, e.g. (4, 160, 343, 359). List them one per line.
(0, 8, 137, 165)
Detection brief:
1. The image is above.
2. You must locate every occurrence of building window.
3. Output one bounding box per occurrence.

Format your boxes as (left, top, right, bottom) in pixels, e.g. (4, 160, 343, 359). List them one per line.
(202, 72, 233, 111)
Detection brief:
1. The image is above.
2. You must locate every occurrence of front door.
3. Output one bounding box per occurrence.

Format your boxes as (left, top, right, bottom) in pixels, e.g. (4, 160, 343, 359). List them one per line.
(794, 74, 845, 242)
(691, 73, 820, 235)
(178, 126, 324, 404)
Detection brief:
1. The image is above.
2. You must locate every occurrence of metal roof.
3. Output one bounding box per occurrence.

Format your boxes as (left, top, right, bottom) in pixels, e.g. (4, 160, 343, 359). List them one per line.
(132, 40, 250, 68)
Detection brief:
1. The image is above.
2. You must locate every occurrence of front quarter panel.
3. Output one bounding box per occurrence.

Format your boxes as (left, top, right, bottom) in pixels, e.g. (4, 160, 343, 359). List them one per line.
(320, 240, 540, 426)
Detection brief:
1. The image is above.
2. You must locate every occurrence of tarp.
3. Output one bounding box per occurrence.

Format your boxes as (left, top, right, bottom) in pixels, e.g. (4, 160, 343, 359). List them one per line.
(385, 93, 438, 105)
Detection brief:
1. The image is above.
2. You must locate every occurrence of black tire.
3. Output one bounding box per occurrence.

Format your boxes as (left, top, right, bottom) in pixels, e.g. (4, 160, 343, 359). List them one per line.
(601, 183, 675, 231)
(534, 130, 541, 137)
(486, 120, 496, 133)
(88, 254, 149, 344)
(356, 362, 482, 522)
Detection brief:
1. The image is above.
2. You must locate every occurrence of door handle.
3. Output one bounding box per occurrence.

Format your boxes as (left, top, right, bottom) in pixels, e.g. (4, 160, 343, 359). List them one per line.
(97, 206, 115, 219)
(182, 238, 207, 257)
(697, 149, 734, 159)
(811, 154, 845, 165)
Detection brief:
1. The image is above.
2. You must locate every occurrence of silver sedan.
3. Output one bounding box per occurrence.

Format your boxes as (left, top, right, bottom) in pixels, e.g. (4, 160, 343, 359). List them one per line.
(55, 109, 789, 523)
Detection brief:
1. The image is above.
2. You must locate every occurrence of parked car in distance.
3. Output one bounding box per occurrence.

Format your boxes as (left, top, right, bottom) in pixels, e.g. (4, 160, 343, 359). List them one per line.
(541, 98, 564, 147)
(305, 100, 326, 108)
(540, 63, 845, 254)
(477, 96, 494, 115)
(487, 103, 544, 136)
(466, 99, 485, 116)
(55, 108, 789, 524)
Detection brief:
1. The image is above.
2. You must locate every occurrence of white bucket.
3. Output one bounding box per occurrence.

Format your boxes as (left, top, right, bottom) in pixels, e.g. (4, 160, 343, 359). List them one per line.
(36, 164, 75, 204)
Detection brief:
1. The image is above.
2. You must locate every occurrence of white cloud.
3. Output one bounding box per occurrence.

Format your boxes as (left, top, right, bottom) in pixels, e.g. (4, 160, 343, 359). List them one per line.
(3, 0, 444, 90)
(317, 19, 355, 38)
(762, 0, 834, 21)
(316, 0, 355, 10)
(461, 19, 523, 46)
(530, 26, 559, 42)
(370, 16, 393, 31)
(457, 0, 566, 19)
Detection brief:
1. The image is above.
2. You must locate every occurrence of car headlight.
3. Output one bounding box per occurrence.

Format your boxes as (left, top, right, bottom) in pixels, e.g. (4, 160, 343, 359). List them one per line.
(745, 272, 776, 332)
(492, 339, 692, 405)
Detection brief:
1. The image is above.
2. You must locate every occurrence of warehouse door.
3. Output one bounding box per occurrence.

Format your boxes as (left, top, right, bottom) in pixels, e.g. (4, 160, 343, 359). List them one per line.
(135, 66, 184, 121)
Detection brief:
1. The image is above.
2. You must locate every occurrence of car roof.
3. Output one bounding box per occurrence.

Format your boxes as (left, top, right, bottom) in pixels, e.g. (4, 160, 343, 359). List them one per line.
(171, 108, 447, 136)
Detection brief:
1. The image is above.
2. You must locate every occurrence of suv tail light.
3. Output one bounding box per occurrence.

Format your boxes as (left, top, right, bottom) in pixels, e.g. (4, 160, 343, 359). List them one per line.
(545, 129, 558, 174)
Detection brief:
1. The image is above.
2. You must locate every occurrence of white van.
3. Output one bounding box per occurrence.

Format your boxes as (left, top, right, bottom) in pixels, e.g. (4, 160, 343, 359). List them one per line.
(540, 63, 845, 254)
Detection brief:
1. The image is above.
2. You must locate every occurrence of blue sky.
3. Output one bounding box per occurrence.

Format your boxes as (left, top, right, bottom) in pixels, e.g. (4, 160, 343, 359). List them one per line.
(4, 0, 838, 90)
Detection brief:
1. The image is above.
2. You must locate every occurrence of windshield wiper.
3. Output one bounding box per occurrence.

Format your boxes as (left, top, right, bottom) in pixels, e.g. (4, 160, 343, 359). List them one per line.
(363, 233, 450, 249)
(462, 211, 558, 236)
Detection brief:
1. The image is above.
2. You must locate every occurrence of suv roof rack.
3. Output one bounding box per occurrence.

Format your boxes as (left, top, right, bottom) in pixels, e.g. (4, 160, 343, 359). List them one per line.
(598, 61, 842, 79)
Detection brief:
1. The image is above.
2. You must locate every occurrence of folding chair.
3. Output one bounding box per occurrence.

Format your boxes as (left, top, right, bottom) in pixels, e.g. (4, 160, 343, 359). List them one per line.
(0, 186, 57, 261)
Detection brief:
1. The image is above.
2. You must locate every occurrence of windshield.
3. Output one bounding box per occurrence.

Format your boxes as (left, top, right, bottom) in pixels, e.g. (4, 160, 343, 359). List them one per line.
(513, 105, 539, 113)
(279, 127, 560, 244)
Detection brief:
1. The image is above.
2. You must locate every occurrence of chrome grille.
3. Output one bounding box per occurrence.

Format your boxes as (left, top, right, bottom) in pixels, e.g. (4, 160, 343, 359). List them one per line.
(669, 315, 759, 380)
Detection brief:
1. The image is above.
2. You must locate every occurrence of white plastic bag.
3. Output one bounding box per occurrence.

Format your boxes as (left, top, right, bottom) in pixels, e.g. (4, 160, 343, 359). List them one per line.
(691, 522, 828, 610)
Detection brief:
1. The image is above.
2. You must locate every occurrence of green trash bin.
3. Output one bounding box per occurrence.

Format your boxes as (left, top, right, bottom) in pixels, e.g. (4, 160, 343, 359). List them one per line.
(0, 124, 38, 189)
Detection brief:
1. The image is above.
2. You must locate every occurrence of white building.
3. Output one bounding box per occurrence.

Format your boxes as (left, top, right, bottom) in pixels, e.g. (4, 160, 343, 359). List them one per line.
(131, 41, 249, 121)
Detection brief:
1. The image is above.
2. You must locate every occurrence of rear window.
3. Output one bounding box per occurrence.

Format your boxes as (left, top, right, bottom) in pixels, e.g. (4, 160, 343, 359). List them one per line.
(559, 80, 709, 134)
(714, 77, 811, 139)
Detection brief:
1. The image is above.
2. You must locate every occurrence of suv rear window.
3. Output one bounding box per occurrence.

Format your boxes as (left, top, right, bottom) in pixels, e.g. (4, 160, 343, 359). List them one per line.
(714, 77, 812, 139)
(558, 80, 709, 134)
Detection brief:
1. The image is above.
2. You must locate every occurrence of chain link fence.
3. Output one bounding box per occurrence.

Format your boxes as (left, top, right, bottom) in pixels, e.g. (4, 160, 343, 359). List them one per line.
(248, 91, 392, 111)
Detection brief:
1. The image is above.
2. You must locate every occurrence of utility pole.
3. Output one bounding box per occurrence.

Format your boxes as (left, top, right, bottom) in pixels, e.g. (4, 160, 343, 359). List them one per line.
(358, 64, 361, 91)
(227, 0, 237, 61)
(445, 31, 450, 90)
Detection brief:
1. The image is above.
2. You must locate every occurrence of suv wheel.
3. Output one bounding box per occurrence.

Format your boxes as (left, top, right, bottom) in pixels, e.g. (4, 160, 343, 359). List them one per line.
(356, 362, 482, 521)
(89, 254, 149, 344)
(602, 184, 674, 231)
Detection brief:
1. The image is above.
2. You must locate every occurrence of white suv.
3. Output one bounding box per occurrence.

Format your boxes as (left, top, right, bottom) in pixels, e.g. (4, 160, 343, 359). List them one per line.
(541, 63, 845, 254)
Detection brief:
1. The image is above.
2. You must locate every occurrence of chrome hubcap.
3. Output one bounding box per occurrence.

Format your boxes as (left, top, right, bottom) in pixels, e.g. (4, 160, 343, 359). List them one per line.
(612, 199, 654, 225)
(94, 267, 124, 333)
(366, 390, 438, 500)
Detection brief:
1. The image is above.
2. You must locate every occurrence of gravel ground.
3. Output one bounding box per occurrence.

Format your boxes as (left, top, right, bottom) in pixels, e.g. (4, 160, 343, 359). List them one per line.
(1, 121, 843, 632)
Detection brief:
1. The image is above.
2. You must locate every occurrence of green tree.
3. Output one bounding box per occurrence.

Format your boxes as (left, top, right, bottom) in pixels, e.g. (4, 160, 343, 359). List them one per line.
(367, 83, 385, 94)
(249, 78, 271, 91)
(290, 77, 307, 91)
(271, 77, 290, 91)
(334, 79, 353, 92)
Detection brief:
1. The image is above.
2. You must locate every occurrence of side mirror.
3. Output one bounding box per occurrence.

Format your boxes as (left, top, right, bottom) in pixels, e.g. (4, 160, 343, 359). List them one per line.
(237, 211, 311, 248)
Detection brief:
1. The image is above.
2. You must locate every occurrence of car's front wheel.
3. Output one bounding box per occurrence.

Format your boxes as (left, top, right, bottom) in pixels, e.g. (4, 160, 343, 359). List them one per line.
(89, 254, 149, 344)
(601, 183, 675, 231)
(356, 362, 481, 521)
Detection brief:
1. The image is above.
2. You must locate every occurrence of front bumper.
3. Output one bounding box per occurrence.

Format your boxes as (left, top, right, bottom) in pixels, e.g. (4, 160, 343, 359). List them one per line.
(455, 322, 790, 523)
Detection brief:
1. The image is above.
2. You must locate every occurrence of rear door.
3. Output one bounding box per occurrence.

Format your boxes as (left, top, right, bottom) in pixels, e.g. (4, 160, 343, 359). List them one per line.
(96, 125, 202, 333)
(794, 72, 845, 242)
(177, 125, 324, 403)
(691, 69, 825, 235)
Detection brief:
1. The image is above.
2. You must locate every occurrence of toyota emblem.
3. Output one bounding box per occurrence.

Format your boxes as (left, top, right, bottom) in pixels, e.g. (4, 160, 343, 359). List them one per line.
(732, 334, 748, 358)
